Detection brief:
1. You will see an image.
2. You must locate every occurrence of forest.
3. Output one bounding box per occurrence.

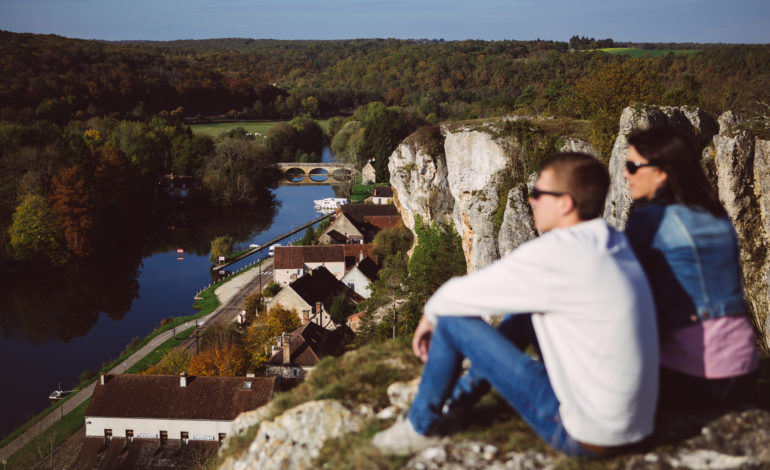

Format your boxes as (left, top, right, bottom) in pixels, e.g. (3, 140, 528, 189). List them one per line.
(0, 30, 768, 271)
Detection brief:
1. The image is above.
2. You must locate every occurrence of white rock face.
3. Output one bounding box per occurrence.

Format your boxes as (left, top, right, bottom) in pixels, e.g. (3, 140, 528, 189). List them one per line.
(713, 118, 770, 348)
(603, 106, 719, 228)
(497, 184, 536, 258)
(219, 400, 372, 470)
(559, 137, 597, 156)
(388, 135, 454, 233)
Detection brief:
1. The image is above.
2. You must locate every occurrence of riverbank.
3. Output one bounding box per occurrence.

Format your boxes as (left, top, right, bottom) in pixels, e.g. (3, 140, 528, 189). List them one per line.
(0, 258, 271, 469)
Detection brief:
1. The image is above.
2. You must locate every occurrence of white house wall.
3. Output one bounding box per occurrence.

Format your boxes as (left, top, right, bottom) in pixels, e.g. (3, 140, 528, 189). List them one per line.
(85, 416, 231, 441)
(341, 268, 372, 298)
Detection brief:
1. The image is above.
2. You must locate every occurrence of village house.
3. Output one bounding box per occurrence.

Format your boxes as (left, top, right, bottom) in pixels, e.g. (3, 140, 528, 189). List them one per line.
(318, 203, 401, 244)
(361, 159, 376, 184)
(265, 322, 354, 378)
(273, 245, 345, 286)
(370, 186, 394, 205)
(267, 266, 364, 330)
(76, 374, 280, 469)
(341, 252, 379, 299)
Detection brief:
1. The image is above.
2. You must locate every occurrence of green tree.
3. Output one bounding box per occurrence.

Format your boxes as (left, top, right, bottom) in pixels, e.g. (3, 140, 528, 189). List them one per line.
(210, 235, 234, 262)
(369, 253, 408, 339)
(372, 225, 414, 260)
(329, 294, 355, 325)
(8, 194, 68, 266)
(407, 216, 466, 305)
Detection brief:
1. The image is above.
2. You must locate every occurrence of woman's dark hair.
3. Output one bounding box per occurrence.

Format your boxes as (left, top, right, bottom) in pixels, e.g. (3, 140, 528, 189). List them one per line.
(627, 127, 725, 216)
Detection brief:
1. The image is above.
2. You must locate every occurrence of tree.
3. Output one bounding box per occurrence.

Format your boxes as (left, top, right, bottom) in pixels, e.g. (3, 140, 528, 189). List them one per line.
(209, 235, 234, 262)
(142, 348, 190, 375)
(202, 137, 275, 206)
(329, 294, 354, 325)
(372, 225, 414, 259)
(49, 166, 96, 257)
(8, 194, 68, 266)
(370, 254, 408, 339)
(244, 305, 302, 369)
(188, 344, 248, 377)
(407, 216, 466, 304)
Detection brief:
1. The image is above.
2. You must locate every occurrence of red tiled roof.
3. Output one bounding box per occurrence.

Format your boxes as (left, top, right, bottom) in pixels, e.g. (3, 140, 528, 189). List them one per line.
(363, 215, 403, 231)
(340, 203, 400, 223)
(86, 375, 275, 420)
(372, 187, 393, 198)
(274, 245, 344, 270)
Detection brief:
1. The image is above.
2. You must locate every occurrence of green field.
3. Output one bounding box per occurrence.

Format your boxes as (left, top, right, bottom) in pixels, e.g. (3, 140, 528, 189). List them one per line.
(597, 47, 700, 57)
(189, 119, 330, 140)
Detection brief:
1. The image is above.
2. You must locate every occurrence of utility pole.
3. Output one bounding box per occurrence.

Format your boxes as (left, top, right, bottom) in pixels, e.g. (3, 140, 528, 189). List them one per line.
(195, 320, 199, 354)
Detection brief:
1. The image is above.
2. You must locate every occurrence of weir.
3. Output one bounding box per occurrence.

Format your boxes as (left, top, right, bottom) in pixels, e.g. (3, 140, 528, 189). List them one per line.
(210, 212, 333, 271)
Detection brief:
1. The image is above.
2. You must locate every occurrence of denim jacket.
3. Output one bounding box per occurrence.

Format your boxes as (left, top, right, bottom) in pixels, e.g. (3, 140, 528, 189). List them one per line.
(626, 201, 746, 332)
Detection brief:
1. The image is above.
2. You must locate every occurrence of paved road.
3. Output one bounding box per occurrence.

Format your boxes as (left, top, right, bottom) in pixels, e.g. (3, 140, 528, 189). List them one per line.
(0, 259, 273, 463)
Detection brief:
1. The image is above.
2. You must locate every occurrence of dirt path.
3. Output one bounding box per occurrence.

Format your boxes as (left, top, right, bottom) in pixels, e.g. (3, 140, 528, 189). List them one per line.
(0, 260, 273, 463)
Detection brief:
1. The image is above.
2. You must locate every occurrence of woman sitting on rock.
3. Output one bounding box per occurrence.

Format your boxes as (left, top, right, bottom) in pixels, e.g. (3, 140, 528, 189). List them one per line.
(623, 127, 759, 409)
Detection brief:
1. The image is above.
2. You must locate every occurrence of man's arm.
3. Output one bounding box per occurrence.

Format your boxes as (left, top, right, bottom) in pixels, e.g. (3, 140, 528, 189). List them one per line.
(412, 315, 434, 362)
(423, 238, 552, 324)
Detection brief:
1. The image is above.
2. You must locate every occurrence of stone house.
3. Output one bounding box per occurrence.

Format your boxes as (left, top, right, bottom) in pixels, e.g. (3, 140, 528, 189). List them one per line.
(273, 245, 345, 286)
(77, 374, 279, 468)
(264, 322, 354, 378)
(361, 159, 376, 184)
(267, 266, 364, 330)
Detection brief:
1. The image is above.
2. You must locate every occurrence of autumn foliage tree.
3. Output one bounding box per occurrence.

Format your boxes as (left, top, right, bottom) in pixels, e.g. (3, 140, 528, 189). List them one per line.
(49, 166, 96, 257)
(244, 305, 302, 370)
(142, 348, 191, 375)
(187, 344, 248, 377)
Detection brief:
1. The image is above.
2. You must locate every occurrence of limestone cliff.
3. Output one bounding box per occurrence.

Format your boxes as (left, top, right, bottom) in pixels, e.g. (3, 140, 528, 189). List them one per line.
(389, 120, 561, 272)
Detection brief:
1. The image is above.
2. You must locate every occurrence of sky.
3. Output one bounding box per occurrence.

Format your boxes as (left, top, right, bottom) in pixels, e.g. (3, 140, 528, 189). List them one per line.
(0, 0, 768, 44)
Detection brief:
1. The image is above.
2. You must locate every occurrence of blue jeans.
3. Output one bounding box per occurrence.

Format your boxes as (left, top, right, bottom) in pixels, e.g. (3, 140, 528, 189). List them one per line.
(408, 315, 592, 457)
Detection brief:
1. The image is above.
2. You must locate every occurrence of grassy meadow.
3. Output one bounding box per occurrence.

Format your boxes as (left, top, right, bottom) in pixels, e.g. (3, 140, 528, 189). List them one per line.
(189, 120, 330, 141)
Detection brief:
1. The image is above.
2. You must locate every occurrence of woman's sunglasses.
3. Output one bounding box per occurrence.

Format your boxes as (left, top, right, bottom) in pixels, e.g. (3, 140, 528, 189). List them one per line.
(530, 187, 568, 200)
(625, 161, 657, 174)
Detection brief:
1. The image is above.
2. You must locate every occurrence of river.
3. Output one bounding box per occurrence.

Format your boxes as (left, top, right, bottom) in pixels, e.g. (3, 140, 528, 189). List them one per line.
(0, 148, 341, 440)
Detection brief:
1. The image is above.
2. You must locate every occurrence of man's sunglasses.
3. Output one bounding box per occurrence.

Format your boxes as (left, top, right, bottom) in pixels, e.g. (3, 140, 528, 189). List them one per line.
(625, 161, 657, 174)
(530, 187, 568, 200)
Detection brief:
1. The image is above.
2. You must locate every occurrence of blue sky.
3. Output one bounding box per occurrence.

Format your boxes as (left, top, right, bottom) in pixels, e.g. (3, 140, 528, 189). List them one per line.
(1, 0, 768, 43)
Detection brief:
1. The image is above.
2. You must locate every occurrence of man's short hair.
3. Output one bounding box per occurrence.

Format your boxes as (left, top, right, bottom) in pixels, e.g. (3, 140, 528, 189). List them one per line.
(540, 152, 609, 220)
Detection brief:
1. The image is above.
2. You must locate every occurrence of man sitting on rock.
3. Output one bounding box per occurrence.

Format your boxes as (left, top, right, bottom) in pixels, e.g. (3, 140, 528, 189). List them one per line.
(373, 152, 659, 457)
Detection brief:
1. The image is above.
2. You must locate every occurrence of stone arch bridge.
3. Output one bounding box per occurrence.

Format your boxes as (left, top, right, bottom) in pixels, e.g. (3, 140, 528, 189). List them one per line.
(275, 162, 357, 185)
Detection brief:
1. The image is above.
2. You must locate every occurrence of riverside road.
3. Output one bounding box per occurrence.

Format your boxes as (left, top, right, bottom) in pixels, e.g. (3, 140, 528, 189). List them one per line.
(0, 258, 274, 463)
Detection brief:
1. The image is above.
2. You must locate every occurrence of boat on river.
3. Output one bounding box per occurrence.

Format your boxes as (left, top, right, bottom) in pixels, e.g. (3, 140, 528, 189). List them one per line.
(313, 197, 348, 212)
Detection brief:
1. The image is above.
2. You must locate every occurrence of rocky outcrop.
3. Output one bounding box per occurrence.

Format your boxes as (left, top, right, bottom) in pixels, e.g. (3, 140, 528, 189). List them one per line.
(388, 135, 454, 233)
(497, 184, 536, 258)
(390, 122, 540, 272)
(603, 106, 719, 228)
(713, 114, 770, 349)
(219, 400, 372, 470)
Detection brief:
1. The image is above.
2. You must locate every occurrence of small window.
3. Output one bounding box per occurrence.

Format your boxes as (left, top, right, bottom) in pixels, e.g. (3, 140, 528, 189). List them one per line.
(104, 429, 112, 442)
(181, 431, 189, 445)
(126, 429, 134, 442)
(160, 430, 168, 445)
(218, 433, 227, 446)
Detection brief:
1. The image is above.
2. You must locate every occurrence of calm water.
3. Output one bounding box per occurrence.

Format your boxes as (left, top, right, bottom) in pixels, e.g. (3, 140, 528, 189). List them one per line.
(0, 149, 341, 440)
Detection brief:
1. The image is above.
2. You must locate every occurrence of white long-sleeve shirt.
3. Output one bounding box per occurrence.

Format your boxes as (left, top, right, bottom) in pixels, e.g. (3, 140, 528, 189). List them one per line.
(424, 218, 659, 446)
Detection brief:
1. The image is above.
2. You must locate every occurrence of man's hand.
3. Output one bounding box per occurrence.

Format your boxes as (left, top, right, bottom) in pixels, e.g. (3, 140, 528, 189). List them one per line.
(412, 315, 435, 363)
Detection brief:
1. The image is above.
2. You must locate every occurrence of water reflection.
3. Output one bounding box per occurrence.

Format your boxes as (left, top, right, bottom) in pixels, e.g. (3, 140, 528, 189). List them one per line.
(0, 198, 278, 344)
